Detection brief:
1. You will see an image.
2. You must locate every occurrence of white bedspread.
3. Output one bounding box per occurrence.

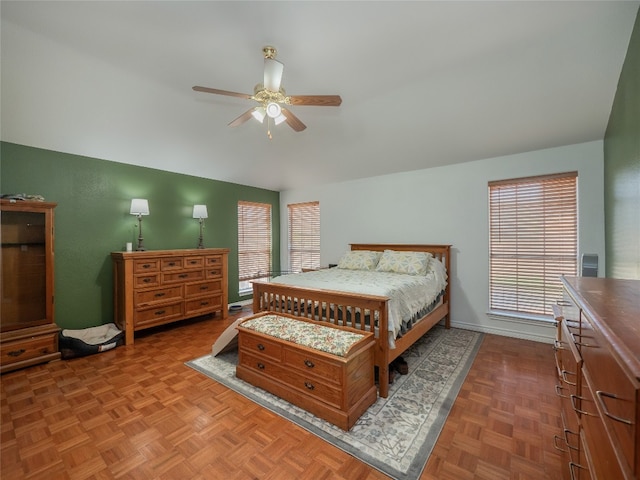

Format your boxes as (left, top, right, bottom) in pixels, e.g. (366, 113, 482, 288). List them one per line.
(270, 263, 447, 346)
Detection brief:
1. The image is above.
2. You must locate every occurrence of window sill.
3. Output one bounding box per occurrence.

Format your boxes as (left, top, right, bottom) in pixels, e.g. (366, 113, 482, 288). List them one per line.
(487, 310, 556, 326)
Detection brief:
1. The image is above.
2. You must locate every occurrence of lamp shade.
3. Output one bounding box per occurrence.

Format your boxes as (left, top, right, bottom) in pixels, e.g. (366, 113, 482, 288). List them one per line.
(130, 199, 149, 216)
(192, 205, 208, 219)
(251, 107, 266, 123)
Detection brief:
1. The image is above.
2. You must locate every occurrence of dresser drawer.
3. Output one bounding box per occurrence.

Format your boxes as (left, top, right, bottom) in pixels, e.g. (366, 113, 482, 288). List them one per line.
(161, 258, 183, 270)
(241, 352, 343, 408)
(134, 302, 183, 328)
(183, 256, 204, 269)
(206, 267, 223, 279)
(162, 270, 205, 283)
(238, 334, 282, 362)
(284, 347, 343, 385)
(134, 259, 160, 273)
(580, 370, 626, 480)
(580, 317, 637, 476)
(0, 333, 57, 365)
(134, 285, 183, 307)
(185, 295, 222, 315)
(206, 255, 223, 267)
(185, 280, 222, 298)
(134, 273, 160, 288)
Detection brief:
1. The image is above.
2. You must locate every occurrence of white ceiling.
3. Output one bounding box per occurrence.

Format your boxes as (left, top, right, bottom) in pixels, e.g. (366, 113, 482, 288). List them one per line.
(1, 1, 638, 191)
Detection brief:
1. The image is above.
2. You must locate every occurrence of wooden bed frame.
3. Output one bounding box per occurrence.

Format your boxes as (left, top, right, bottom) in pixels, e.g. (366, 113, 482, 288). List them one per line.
(252, 244, 451, 398)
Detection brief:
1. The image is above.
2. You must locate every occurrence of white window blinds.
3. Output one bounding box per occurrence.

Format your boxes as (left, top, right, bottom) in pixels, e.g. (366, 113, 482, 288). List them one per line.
(237, 201, 272, 289)
(288, 201, 320, 272)
(489, 172, 578, 316)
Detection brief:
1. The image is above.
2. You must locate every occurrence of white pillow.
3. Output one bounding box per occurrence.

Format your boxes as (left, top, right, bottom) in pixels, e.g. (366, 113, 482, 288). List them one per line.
(337, 250, 382, 270)
(375, 250, 432, 276)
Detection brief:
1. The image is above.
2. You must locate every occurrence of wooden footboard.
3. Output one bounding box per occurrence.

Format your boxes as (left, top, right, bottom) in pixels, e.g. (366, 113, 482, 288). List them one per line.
(252, 244, 451, 398)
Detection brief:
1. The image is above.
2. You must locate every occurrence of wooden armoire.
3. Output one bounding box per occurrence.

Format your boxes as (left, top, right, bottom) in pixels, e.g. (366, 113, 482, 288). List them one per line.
(1, 199, 60, 373)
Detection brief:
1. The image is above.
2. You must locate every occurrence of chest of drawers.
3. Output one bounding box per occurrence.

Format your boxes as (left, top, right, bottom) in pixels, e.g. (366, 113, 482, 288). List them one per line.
(236, 312, 377, 430)
(112, 249, 228, 345)
(553, 276, 640, 480)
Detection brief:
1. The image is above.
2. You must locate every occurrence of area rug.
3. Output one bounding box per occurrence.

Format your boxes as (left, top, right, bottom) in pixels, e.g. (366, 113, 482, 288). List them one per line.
(186, 325, 483, 480)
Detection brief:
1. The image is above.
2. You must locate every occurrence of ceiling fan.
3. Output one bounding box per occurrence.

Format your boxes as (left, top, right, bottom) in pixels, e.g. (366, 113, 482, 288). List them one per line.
(193, 46, 342, 138)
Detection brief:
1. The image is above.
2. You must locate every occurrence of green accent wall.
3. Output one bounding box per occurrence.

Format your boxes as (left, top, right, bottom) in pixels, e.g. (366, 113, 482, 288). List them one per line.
(604, 8, 640, 279)
(0, 142, 280, 329)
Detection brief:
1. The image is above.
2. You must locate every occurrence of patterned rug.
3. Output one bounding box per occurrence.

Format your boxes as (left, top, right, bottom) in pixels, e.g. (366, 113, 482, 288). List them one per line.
(186, 325, 483, 480)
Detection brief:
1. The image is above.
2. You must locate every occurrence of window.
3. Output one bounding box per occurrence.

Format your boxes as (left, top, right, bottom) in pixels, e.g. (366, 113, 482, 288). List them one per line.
(489, 172, 578, 316)
(237, 201, 272, 295)
(288, 201, 320, 272)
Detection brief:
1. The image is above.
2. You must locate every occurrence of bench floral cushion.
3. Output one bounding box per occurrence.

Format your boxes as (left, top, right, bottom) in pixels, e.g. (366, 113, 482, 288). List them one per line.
(240, 314, 365, 357)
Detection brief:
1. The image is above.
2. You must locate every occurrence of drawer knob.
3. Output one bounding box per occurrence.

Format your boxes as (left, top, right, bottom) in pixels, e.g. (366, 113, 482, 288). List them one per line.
(168, 262, 176, 266)
(568, 462, 587, 480)
(143, 264, 151, 269)
(552, 435, 568, 453)
(200, 301, 209, 306)
(304, 359, 315, 368)
(563, 428, 580, 452)
(155, 292, 165, 297)
(143, 278, 152, 283)
(179, 274, 188, 278)
(570, 394, 597, 417)
(257, 344, 265, 351)
(155, 310, 166, 316)
(560, 369, 577, 386)
(257, 363, 265, 370)
(8, 349, 25, 357)
(596, 390, 633, 425)
(569, 331, 596, 348)
(554, 384, 569, 399)
(200, 286, 208, 290)
(189, 260, 197, 265)
(304, 382, 315, 390)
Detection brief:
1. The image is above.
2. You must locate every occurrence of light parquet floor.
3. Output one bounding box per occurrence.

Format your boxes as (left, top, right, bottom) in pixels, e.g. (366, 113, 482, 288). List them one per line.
(1, 308, 564, 479)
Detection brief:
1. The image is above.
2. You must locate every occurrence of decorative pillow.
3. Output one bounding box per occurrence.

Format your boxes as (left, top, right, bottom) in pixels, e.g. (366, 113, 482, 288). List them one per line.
(337, 250, 382, 271)
(375, 250, 432, 276)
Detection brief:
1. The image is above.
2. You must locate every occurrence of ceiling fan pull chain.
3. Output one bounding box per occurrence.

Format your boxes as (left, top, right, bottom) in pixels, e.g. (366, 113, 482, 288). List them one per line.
(267, 116, 272, 140)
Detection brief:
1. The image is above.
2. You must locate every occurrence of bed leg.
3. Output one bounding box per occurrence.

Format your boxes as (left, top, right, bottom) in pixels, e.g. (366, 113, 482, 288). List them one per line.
(379, 364, 390, 398)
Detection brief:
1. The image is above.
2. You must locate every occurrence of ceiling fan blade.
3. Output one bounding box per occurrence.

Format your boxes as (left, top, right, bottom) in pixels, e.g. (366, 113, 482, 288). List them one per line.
(281, 108, 307, 132)
(263, 58, 284, 92)
(193, 86, 252, 100)
(228, 108, 255, 128)
(288, 95, 342, 107)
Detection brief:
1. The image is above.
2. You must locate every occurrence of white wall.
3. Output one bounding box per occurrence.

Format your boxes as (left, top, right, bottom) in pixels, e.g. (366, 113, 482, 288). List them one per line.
(280, 141, 605, 343)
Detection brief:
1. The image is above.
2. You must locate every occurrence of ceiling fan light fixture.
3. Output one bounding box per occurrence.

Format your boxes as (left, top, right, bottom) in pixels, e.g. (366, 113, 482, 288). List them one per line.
(274, 113, 287, 126)
(266, 102, 282, 118)
(263, 58, 284, 92)
(251, 106, 266, 123)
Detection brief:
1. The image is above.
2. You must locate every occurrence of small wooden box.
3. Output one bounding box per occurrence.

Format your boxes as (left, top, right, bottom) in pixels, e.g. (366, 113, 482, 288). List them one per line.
(236, 312, 376, 430)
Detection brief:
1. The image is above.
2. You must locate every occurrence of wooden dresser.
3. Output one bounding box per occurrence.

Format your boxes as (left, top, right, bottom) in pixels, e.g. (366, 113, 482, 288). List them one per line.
(111, 248, 229, 345)
(1, 200, 60, 373)
(236, 312, 377, 430)
(553, 276, 639, 480)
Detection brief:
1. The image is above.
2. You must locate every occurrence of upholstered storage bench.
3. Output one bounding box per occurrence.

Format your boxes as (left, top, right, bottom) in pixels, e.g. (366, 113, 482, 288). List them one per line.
(236, 312, 376, 430)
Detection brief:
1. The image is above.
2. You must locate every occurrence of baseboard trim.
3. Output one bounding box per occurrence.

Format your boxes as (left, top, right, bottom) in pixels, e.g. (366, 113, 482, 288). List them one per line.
(450, 318, 556, 344)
